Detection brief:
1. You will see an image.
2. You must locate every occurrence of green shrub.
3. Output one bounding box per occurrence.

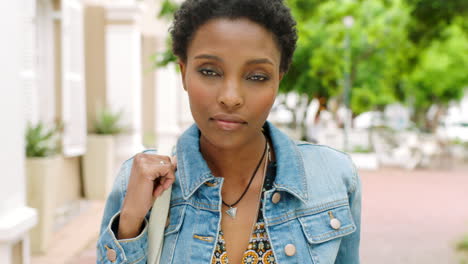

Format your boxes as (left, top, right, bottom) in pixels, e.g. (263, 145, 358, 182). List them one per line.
(25, 122, 62, 158)
(93, 107, 126, 135)
(451, 138, 468, 148)
(351, 145, 372, 153)
(458, 235, 468, 264)
(458, 236, 468, 252)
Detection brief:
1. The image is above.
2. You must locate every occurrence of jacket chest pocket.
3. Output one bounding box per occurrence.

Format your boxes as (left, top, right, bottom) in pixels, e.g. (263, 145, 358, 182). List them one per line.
(298, 204, 356, 244)
(296, 204, 357, 264)
(267, 204, 357, 264)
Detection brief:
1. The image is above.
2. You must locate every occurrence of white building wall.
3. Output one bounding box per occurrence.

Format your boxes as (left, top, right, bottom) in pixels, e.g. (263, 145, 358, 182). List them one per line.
(0, 0, 38, 263)
(61, 0, 88, 157)
(0, 1, 27, 216)
(105, 2, 145, 165)
(141, 0, 193, 155)
(22, 0, 39, 126)
(155, 66, 187, 154)
(36, 0, 57, 125)
(106, 25, 142, 133)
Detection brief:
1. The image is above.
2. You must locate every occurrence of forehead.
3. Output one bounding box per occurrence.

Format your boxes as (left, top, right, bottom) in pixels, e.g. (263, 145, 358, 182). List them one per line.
(187, 18, 281, 64)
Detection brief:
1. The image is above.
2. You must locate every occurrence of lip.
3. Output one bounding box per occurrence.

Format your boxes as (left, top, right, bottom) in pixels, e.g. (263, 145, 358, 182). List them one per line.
(210, 114, 247, 131)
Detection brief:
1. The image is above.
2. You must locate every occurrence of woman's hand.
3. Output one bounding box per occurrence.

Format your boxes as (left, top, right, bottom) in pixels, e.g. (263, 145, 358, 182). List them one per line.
(118, 153, 177, 239)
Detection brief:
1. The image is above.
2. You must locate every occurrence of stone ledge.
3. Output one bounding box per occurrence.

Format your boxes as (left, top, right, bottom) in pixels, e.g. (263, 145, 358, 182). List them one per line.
(31, 200, 104, 264)
(0, 206, 37, 242)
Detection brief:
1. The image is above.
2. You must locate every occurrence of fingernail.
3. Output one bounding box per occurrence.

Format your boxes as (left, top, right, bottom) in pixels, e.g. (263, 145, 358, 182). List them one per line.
(171, 156, 178, 166)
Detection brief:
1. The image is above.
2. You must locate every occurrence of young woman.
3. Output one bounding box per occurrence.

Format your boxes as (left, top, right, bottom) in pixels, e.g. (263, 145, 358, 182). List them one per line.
(97, 0, 361, 263)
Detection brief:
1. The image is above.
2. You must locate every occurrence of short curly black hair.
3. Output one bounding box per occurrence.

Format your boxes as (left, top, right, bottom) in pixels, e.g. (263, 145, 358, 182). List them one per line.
(170, 0, 298, 73)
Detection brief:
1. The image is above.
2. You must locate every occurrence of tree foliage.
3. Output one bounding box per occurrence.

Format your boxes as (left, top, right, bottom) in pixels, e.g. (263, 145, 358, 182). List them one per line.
(282, 0, 412, 116)
(405, 20, 468, 129)
(406, 0, 468, 49)
(154, 0, 468, 131)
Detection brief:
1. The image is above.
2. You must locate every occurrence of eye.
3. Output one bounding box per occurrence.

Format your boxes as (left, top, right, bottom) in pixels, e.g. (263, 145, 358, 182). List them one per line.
(198, 68, 220, 77)
(248, 74, 269, 82)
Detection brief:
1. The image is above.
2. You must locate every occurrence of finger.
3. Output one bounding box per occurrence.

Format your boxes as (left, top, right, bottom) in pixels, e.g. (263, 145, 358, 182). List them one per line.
(153, 183, 165, 197)
(161, 165, 176, 189)
(170, 156, 178, 169)
(150, 156, 175, 194)
(144, 160, 171, 181)
(162, 175, 175, 189)
(156, 157, 172, 168)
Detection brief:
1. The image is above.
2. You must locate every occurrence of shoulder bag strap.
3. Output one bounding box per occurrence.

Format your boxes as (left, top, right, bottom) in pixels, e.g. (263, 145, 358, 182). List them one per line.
(147, 185, 172, 264)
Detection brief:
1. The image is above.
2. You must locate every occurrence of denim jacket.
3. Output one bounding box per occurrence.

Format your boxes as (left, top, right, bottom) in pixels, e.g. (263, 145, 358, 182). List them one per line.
(97, 122, 361, 264)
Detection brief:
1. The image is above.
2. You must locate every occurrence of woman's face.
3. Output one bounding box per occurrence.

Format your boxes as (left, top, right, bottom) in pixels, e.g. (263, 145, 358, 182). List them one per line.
(179, 18, 283, 149)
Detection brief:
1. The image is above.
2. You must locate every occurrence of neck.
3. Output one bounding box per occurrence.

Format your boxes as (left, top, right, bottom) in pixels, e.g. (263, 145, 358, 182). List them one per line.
(200, 131, 266, 183)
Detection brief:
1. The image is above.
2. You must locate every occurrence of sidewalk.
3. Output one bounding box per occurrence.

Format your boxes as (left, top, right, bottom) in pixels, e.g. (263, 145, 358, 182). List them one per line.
(36, 166, 468, 264)
(67, 239, 98, 264)
(360, 166, 468, 264)
(31, 201, 104, 264)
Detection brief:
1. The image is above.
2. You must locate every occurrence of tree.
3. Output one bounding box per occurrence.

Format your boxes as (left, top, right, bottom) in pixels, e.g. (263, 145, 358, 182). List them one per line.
(281, 0, 412, 139)
(406, 0, 468, 49)
(401, 0, 468, 131)
(152, 0, 468, 135)
(405, 20, 468, 131)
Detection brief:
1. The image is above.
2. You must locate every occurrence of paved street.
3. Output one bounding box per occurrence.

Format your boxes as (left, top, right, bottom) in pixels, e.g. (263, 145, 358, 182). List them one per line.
(360, 166, 468, 264)
(36, 166, 468, 264)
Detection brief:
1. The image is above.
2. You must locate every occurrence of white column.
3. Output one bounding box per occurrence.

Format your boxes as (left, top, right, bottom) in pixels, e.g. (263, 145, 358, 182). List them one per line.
(105, 1, 144, 161)
(139, 0, 193, 155)
(61, 0, 88, 157)
(0, 0, 38, 263)
(155, 66, 188, 155)
(36, 0, 56, 125)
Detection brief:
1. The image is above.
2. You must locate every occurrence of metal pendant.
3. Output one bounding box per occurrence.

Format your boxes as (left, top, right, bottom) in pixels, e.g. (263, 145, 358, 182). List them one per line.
(226, 207, 237, 219)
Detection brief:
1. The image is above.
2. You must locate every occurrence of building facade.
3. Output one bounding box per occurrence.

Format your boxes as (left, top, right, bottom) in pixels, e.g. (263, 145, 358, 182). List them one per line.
(0, 0, 190, 263)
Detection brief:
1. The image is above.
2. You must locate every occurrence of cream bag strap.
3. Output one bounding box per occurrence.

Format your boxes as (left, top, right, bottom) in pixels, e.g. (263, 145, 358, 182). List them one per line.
(147, 185, 172, 264)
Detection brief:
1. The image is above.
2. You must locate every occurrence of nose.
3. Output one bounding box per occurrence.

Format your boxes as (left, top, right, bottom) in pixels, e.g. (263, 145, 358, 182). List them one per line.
(217, 79, 244, 110)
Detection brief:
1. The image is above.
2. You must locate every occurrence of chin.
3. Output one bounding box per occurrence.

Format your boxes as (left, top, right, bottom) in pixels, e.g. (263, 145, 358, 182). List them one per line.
(197, 122, 249, 149)
(201, 127, 243, 149)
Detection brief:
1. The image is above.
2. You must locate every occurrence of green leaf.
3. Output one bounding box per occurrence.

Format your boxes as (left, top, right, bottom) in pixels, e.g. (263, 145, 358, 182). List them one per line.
(25, 122, 61, 158)
(93, 106, 126, 135)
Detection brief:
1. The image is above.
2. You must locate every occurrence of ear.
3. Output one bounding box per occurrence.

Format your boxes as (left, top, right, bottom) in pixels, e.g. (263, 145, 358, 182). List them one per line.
(279, 72, 285, 82)
(179, 61, 187, 91)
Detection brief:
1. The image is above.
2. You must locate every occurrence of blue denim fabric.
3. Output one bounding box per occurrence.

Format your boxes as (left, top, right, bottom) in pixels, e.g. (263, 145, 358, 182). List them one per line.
(97, 121, 361, 264)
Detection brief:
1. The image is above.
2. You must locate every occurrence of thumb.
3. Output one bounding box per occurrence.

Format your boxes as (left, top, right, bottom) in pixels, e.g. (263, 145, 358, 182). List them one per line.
(170, 156, 178, 169)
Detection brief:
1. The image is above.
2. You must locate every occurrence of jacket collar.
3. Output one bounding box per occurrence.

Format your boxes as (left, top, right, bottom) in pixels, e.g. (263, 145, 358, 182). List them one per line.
(176, 121, 308, 203)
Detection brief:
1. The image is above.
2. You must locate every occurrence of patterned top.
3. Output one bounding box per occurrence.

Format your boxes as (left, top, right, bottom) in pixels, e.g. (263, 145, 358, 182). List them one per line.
(212, 161, 277, 264)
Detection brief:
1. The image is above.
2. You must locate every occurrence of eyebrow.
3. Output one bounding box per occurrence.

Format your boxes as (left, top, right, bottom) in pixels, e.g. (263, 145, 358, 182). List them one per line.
(194, 54, 223, 62)
(194, 54, 274, 66)
(246, 58, 274, 66)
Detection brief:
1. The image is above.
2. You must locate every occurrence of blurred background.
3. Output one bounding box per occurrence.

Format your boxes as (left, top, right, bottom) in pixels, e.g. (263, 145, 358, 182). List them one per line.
(0, 0, 467, 263)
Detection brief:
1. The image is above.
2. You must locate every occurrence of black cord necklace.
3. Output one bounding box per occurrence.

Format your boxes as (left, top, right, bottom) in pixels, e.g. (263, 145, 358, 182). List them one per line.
(223, 134, 268, 219)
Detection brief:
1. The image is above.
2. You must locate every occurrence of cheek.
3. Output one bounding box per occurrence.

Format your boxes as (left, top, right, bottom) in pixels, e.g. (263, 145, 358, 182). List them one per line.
(185, 75, 213, 111)
(254, 85, 277, 112)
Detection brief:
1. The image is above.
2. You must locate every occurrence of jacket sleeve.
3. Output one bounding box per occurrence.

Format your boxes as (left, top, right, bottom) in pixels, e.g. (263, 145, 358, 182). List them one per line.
(335, 160, 362, 264)
(96, 157, 150, 264)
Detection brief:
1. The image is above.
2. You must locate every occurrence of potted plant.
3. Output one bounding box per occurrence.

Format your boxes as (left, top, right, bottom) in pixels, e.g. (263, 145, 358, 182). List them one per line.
(456, 234, 468, 263)
(349, 145, 379, 170)
(450, 138, 468, 162)
(83, 107, 125, 200)
(25, 121, 62, 254)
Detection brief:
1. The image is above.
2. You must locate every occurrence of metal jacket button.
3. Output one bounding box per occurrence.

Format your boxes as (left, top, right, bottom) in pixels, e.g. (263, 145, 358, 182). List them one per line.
(105, 245, 117, 262)
(284, 244, 296, 256)
(272, 192, 281, 204)
(330, 218, 341, 230)
(328, 211, 341, 230)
